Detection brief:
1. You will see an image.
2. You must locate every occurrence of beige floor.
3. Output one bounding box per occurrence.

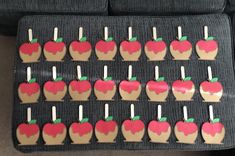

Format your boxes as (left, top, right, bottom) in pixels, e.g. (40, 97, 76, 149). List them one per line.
(0, 35, 212, 155)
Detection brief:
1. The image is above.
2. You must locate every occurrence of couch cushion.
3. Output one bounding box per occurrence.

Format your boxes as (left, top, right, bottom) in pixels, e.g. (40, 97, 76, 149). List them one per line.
(13, 14, 235, 152)
(109, 0, 226, 15)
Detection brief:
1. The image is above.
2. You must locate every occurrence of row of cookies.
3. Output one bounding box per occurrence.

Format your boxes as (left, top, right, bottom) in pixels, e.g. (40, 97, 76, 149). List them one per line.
(16, 104, 225, 145)
(18, 65, 223, 104)
(19, 26, 218, 63)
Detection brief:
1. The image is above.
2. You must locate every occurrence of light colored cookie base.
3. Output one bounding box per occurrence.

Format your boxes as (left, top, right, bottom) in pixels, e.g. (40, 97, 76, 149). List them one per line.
(119, 86, 141, 101)
(16, 129, 39, 145)
(121, 127, 145, 142)
(20, 47, 41, 63)
(95, 127, 118, 143)
(120, 46, 141, 61)
(94, 86, 116, 100)
(146, 88, 168, 102)
(18, 90, 40, 104)
(202, 127, 225, 144)
(148, 127, 171, 143)
(172, 87, 195, 101)
(69, 48, 91, 61)
(43, 87, 67, 101)
(69, 86, 91, 101)
(44, 47, 66, 61)
(170, 46, 192, 60)
(174, 128, 198, 144)
(69, 128, 93, 144)
(144, 48, 166, 61)
(196, 46, 218, 60)
(42, 130, 67, 145)
(95, 46, 117, 61)
(199, 88, 223, 102)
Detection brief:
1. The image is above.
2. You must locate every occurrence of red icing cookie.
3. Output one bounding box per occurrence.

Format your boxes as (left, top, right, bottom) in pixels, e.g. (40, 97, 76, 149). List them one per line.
(69, 76, 91, 101)
(172, 77, 195, 101)
(94, 77, 116, 100)
(119, 77, 141, 101)
(121, 116, 145, 142)
(43, 38, 66, 61)
(19, 38, 41, 63)
(174, 118, 198, 144)
(120, 37, 141, 61)
(170, 36, 192, 60)
(148, 117, 171, 143)
(95, 37, 117, 60)
(95, 116, 118, 143)
(69, 118, 93, 144)
(16, 119, 40, 145)
(201, 118, 225, 144)
(200, 77, 223, 102)
(43, 77, 67, 101)
(196, 36, 218, 60)
(18, 78, 40, 103)
(69, 37, 92, 61)
(146, 77, 169, 102)
(144, 38, 167, 61)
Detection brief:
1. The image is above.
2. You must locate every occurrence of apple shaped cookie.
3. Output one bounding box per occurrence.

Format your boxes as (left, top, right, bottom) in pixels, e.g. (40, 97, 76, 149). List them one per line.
(170, 26, 192, 60)
(148, 105, 171, 143)
(120, 27, 141, 61)
(43, 27, 66, 61)
(200, 66, 223, 102)
(95, 27, 117, 60)
(201, 105, 225, 144)
(174, 106, 198, 144)
(69, 65, 91, 101)
(122, 104, 145, 142)
(196, 26, 218, 60)
(16, 108, 40, 145)
(94, 65, 116, 100)
(18, 67, 40, 104)
(69, 105, 93, 144)
(69, 27, 92, 61)
(145, 27, 167, 61)
(172, 66, 195, 101)
(43, 106, 67, 145)
(119, 65, 141, 101)
(19, 29, 41, 63)
(44, 66, 67, 101)
(95, 104, 118, 143)
(146, 66, 169, 102)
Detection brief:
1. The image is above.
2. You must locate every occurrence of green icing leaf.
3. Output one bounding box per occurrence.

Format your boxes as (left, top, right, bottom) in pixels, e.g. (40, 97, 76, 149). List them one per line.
(31, 38, 38, 43)
(80, 76, 88, 81)
(129, 37, 137, 42)
(53, 118, 61, 124)
(104, 77, 112, 81)
(159, 117, 167, 122)
(105, 116, 113, 121)
(80, 118, 89, 123)
(212, 118, 220, 123)
(130, 77, 137, 81)
(28, 78, 36, 83)
(184, 77, 191, 81)
(206, 36, 214, 41)
(79, 36, 87, 42)
(157, 77, 165, 81)
(210, 77, 218, 82)
(28, 119, 37, 124)
(180, 36, 187, 41)
(132, 116, 140, 120)
(186, 118, 194, 122)
(56, 37, 63, 42)
(155, 37, 163, 42)
(55, 77, 63, 81)
(106, 37, 113, 42)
